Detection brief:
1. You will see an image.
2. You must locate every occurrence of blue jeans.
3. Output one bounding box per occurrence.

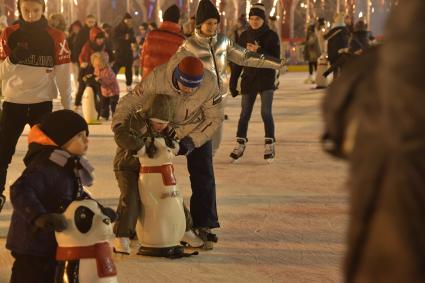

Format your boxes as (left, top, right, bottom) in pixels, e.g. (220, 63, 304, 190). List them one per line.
(236, 89, 275, 140)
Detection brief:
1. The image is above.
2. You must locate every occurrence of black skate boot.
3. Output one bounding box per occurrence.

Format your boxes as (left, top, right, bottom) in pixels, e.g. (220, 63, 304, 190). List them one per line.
(195, 228, 218, 250)
(229, 138, 247, 162)
(264, 138, 275, 163)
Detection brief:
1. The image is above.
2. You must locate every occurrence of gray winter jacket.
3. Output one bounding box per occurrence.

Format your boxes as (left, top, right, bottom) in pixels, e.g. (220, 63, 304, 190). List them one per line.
(112, 50, 224, 148)
(179, 29, 283, 95)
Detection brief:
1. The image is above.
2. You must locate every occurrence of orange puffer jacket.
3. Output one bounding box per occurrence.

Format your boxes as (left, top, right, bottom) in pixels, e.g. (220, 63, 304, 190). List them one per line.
(140, 21, 185, 77)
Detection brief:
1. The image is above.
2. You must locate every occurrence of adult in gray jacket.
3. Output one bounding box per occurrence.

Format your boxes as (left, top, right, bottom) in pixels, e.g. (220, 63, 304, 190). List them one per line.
(114, 51, 224, 249)
(178, 0, 285, 155)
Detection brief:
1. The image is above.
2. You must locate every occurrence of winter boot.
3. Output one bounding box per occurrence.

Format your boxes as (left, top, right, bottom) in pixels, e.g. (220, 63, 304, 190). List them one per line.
(229, 138, 247, 162)
(264, 138, 275, 163)
(181, 229, 204, 248)
(195, 228, 218, 250)
(113, 237, 131, 255)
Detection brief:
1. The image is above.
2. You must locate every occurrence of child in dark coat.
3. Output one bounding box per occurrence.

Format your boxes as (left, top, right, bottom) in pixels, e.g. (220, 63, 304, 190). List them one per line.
(6, 110, 93, 283)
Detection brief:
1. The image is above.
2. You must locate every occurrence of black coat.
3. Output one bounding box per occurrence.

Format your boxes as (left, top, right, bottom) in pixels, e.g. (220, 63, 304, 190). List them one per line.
(72, 24, 91, 60)
(6, 144, 87, 257)
(230, 24, 280, 94)
(113, 22, 136, 63)
(349, 30, 370, 54)
(67, 32, 79, 63)
(324, 26, 350, 63)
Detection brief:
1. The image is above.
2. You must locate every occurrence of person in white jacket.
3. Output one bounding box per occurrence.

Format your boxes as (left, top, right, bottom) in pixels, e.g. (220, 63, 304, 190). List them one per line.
(0, 0, 72, 203)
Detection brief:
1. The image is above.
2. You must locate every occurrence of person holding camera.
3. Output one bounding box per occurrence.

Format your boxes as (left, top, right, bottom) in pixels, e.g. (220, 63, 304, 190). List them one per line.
(228, 3, 281, 162)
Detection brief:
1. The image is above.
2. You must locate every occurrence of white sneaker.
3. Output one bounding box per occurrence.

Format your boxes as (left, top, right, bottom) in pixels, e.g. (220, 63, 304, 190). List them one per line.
(264, 138, 275, 163)
(181, 230, 204, 248)
(113, 237, 131, 255)
(126, 85, 132, 92)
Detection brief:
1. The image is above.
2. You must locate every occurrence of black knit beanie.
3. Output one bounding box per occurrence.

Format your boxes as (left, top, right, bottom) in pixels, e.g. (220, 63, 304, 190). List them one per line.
(249, 3, 266, 21)
(195, 0, 220, 26)
(17, 0, 46, 15)
(163, 4, 180, 24)
(39, 110, 89, 147)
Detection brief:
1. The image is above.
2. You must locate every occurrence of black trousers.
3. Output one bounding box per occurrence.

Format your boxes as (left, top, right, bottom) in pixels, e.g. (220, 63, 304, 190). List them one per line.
(186, 140, 219, 229)
(113, 59, 133, 86)
(0, 101, 52, 192)
(308, 61, 318, 75)
(99, 95, 119, 120)
(10, 252, 57, 283)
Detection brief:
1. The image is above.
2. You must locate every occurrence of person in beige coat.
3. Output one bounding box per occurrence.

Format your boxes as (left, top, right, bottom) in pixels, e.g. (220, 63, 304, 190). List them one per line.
(114, 51, 224, 249)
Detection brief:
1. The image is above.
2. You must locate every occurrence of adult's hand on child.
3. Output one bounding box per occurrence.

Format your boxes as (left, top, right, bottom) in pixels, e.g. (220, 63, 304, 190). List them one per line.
(9, 45, 31, 64)
(34, 213, 67, 232)
(177, 136, 195, 156)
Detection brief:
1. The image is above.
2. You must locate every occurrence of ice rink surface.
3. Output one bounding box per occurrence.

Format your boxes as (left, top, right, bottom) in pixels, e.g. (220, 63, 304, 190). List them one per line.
(0, 72, 348, 283)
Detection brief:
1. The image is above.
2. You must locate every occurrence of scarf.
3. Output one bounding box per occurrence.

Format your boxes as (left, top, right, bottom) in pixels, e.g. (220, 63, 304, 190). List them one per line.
(49, 149, 94, 187)
(18, 15, 48, 32)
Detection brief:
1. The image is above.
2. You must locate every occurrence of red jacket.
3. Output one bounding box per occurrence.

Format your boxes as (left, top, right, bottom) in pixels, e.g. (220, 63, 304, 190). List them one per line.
(140, 21, 185, 77)
(79, 26, 105, 65)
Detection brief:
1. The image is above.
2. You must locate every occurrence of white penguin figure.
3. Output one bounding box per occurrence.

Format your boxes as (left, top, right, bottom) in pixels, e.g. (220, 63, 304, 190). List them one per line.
(136, 137, 187, 257)
(55, 199, 118, 283)
(316, 55, 329, 89)
(82, 86, 98, 124)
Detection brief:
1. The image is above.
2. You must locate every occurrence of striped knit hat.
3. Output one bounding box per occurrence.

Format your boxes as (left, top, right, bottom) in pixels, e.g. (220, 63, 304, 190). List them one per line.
(173, 56, 204, 88)
(249, 3, 266, 21)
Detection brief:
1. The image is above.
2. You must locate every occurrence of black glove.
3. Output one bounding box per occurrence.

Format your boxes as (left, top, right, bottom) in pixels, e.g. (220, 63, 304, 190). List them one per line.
(9, 45, 31, 64)
(34, 213, 67, 232)
(177, 136, 195, 156)
(230, 87, 239, 97)
(144, 137, 157, 159)
(162, 126, 176, 140)
(0, 194, 5, 213)
(162, 127, 177, 148)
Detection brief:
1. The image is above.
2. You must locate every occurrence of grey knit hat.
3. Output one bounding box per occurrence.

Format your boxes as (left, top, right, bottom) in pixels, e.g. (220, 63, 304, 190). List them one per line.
(147, 94, 176, 123)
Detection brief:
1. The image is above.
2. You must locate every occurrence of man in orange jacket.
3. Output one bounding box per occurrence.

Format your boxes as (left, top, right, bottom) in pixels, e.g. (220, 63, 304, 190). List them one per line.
(140, 4, 185, 78)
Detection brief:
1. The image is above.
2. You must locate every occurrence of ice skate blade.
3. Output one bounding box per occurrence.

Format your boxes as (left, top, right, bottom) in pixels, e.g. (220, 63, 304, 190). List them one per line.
(229, 157, 240, 163)
(265, 158, 275, 164)
(113, 247, 130, 255)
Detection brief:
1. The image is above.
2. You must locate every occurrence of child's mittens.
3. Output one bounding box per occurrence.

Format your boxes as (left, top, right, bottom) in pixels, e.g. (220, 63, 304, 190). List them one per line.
(34, 213, 67, 232)
(170, 140, 180, 156)
(145, 138, 157, 159)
